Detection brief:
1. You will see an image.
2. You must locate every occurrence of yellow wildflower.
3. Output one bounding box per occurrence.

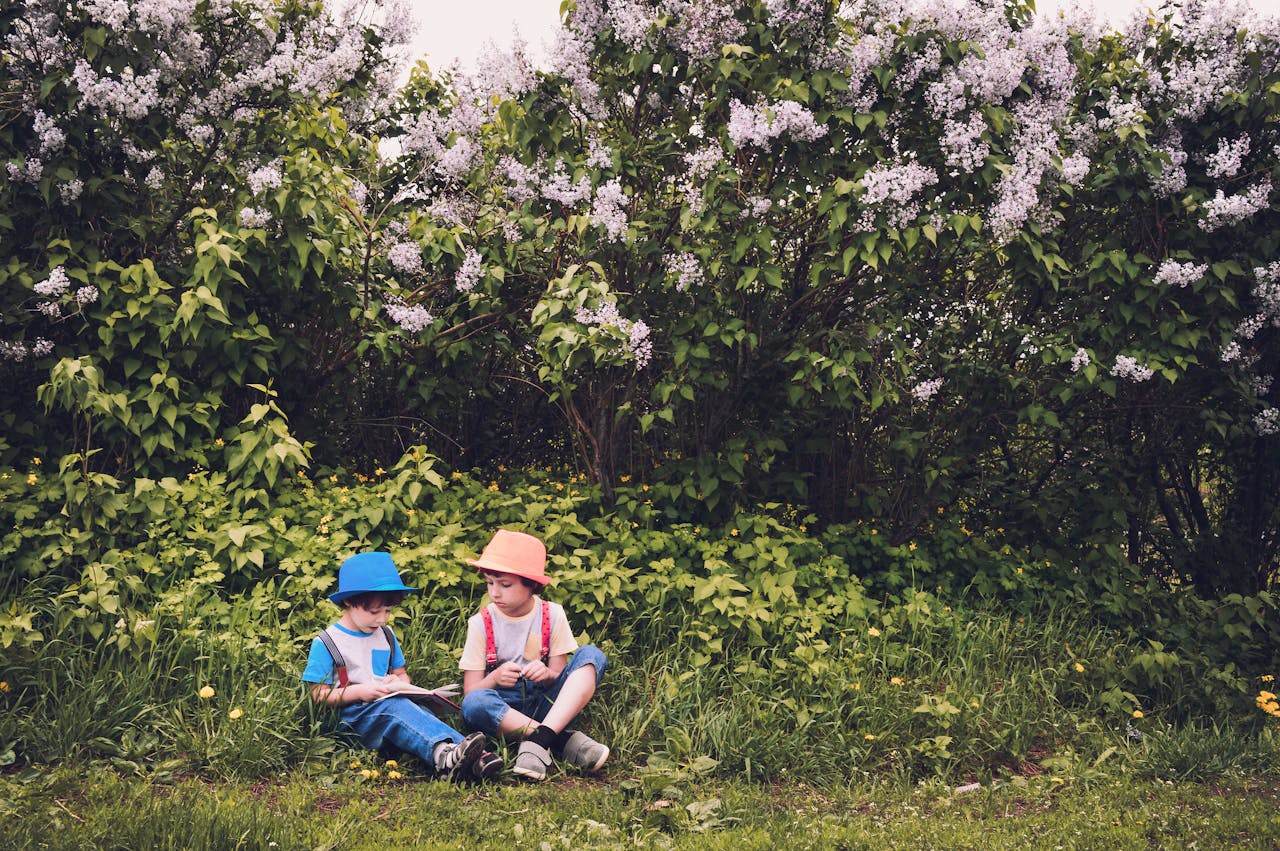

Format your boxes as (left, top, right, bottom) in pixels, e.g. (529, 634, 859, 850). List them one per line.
(27, 474, 37, 485)
(374, 467, 385, 476)
(387, 770, 403, 780)
(385, 760, 398, 768)
(0, 681, 8, 692)
(852, 682, 861, 691)
(864, 734, 876, 741)
(350, 760, 362, 769)
(868, 626, 881, 637)
(228, 707, 243, 720)
(1074, 662, 1085, 673)
(199, 685, 215, 699)
(890, 676, 904, 686)
(1132, 710, 1144, 719)
(32, 457, 41, 465)
(730, 529, 739, 536)
(908, 542, 917, 551)
(1262, 675, 1275, 683)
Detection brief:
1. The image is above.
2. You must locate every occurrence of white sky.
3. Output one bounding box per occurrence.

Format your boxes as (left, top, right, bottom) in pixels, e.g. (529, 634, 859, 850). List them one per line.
(404, 0, 1280, 72)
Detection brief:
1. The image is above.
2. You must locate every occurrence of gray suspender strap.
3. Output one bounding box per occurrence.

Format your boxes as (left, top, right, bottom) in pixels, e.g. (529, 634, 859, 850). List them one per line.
(316, 625, 397, 688)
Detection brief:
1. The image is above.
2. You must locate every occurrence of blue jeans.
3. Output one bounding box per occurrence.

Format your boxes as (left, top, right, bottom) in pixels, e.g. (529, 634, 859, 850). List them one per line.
(461, 644, 608, 735)
(339, 697, 463, 768)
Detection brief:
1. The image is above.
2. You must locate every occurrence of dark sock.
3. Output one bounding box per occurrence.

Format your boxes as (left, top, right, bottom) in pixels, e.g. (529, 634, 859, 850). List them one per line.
(552, 728, 574, 754)
(528, 724, 558, 750)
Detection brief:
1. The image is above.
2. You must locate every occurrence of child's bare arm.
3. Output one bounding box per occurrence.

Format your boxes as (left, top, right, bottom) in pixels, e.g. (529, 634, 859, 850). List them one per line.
(463, 662, 524, 692)
(308, 679, 394, 705)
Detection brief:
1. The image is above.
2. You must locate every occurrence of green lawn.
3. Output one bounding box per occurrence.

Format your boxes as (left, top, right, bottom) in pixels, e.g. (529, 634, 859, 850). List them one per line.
(5, 766, 1277, 850)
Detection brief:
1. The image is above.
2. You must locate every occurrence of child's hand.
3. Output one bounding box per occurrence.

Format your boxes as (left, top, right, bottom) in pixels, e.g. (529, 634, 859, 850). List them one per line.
(491, 661, 524, 688)
(520, 659, 553, 683)
(359, 680, 394, 702)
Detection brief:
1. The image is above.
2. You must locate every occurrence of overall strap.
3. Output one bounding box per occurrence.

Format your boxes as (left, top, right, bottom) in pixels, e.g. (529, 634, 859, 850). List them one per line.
(482, 607, 498, 673)
(380, 625, 397, 661)
(539, 599, 551, 664)
(316, 629, 349, 688)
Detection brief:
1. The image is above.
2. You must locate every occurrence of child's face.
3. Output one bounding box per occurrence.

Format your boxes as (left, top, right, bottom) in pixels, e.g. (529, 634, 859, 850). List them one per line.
(484, 571, 536, 617)
(342, 599, 395, 633)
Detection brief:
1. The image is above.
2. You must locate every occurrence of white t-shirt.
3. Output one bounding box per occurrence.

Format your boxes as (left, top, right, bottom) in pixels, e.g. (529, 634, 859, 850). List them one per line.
(458, 597, 578, 671)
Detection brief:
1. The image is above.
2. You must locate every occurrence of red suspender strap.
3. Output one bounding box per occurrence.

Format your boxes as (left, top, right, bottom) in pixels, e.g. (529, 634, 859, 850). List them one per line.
(482, 607, 497, 671)
(316, 629, 350, 688)
(540, 599, 551, 663)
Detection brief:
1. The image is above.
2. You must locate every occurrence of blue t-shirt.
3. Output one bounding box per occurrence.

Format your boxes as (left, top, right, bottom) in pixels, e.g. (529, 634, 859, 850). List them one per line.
(302, 623, 406, 685)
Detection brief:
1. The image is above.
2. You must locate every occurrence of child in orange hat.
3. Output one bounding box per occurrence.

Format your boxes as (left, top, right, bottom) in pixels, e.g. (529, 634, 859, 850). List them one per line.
(459, 529, 610, 781)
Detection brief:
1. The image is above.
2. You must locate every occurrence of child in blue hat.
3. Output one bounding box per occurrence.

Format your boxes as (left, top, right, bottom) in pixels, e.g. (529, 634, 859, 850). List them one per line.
(302, 551, 502, 781)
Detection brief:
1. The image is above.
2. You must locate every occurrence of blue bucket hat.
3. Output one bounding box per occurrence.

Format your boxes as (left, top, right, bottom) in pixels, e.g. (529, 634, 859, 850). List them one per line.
(328, 552, 417, 605)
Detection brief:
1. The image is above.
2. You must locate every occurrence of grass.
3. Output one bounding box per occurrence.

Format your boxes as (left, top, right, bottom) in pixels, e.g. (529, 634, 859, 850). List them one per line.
(3, 765, 1277, 850)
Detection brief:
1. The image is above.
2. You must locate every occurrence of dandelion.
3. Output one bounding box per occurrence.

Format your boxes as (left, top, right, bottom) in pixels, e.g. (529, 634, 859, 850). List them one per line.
(387, 770, 403, 780)
(0, 681, 8, 692)
(385, 760, 398, 768)
(27, 474, 37, 485)
(890, 676, 904, 686)
(1050, 777, 1065, 785)
(350, 760, 362, 769)
(1074, 662, 1085, 673)
(852, 682, 861, 691)
(1263, 675, 1275, 683)
(864, 734, 876, 740)
(228, 707, 243, 720)
(868, 627, 881, 637)
(908, 542, 917, 551)
(1132, 709, 1144, 719)
(199, 685, 215, 699)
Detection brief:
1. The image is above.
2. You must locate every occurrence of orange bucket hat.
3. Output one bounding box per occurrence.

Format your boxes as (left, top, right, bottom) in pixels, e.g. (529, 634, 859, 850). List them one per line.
(466, 529, 552, 586)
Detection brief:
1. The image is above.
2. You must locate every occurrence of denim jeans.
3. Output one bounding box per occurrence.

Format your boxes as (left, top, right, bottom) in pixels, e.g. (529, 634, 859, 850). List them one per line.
(339, 696, 463, 767)
(461, 644, 608, 735)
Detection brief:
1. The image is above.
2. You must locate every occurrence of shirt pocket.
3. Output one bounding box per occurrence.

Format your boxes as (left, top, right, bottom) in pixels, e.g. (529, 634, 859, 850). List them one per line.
(372, 648, 391, 677)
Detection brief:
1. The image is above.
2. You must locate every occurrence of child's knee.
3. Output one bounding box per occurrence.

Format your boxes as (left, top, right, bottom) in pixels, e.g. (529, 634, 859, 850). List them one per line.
(460, 688, 505, 732)
(574, 644, 608, 678)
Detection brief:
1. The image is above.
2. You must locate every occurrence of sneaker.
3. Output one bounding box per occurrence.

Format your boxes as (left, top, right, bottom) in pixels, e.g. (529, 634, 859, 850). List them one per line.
(473, 750, 504, 782)
(512, 740, 552, 782)
(434, 732, 485, 782)
(557, 730, 609, 771)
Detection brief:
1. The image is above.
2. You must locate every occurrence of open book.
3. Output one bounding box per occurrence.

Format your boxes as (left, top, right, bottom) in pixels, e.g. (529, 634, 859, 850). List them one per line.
(375, 681, 461, 713)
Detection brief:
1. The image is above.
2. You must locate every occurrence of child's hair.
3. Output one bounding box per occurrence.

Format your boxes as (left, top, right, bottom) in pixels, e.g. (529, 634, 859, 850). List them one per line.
(342, 590, 406, 610)
(482, 569, 540, 590)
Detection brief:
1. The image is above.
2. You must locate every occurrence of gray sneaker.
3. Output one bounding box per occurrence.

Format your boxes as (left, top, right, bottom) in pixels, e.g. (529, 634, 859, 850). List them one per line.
(512, 740, 552, 781)
(558, 730, 609, 771)
(435, 732, 485, 782)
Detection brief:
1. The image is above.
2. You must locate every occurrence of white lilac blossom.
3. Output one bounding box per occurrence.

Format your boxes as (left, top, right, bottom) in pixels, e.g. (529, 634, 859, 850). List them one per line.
(1070, 348, 1090, 372)
(679, 145, 723, 214)
(384, 300, 434, 333)
(664, 252, 704, 292)
(428, 195, 477, 228)
(1152, 260, 1208, 289)
(37, 301, 62, 318)
(1152, 142, 1188, 197)
(1254, 409, 1280, 436)
(32, 111, 65, 155)
(247, 162, 284, 194)
(455, 249, 483, 292)
(436, 137, 480, 181)
(608, 0, 658, 51)
(1059, 152, 1091, 186)
(940, 114, 990, 173)
(586, 136, 613, 170)
(664, 0, 746, 61)
(911, 378, 943, 402)
(1201, 181, 1272, 232)
(748, 197, 773, 217)
(542, 163, 593, 207)
(727, 98, 827, 149)
(577, 301, 653, 369)
(238, 207, 272, 228)
(1253, 374, 1274, 396)
(855, 160, 938, 231)
(500, 156, 541, 204)
(1112, 355, 1154, 382)
(590, 179, 629, 241)
(59, 179, 84, 203)
(75, 286, 99, 305)
(1205, 135, 1250, 179)
(386, 241, 424, 276)
(35, 268, 70, 298)
(144, 167, 165, 190)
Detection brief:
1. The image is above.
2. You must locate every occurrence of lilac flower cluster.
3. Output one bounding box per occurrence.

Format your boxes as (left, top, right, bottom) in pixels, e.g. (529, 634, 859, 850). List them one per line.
(0, 338, 55, 362)
(387, 241, 424, 277)
(576, 301, 653, 369)
(1200, 181, 1272, 232)
(1205, 135, 1250, 179)
(1070, 348, 1091, 373)
(664, 252, 704, 292)
(855, 160, 938, 231)
(383, 299, 434, 334)
(911, 378, 943, 402)
(1152, 259, 1208, 289)
(726, 99, 827, 150)
(590, 179, 630, 242)
(455, 249, 484, 292)
(239, 207, 272, 228)
(247, 162, 284, 195)
(1254, 409, 1280, 436)
(1111, 355, 1154, 382)
(1151, 138, 1189, 197)
(607, 0, 658, 51)
(679, 145, 723, 214)
(664, 0, 746, 61)
(34, 268, 71, 298)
